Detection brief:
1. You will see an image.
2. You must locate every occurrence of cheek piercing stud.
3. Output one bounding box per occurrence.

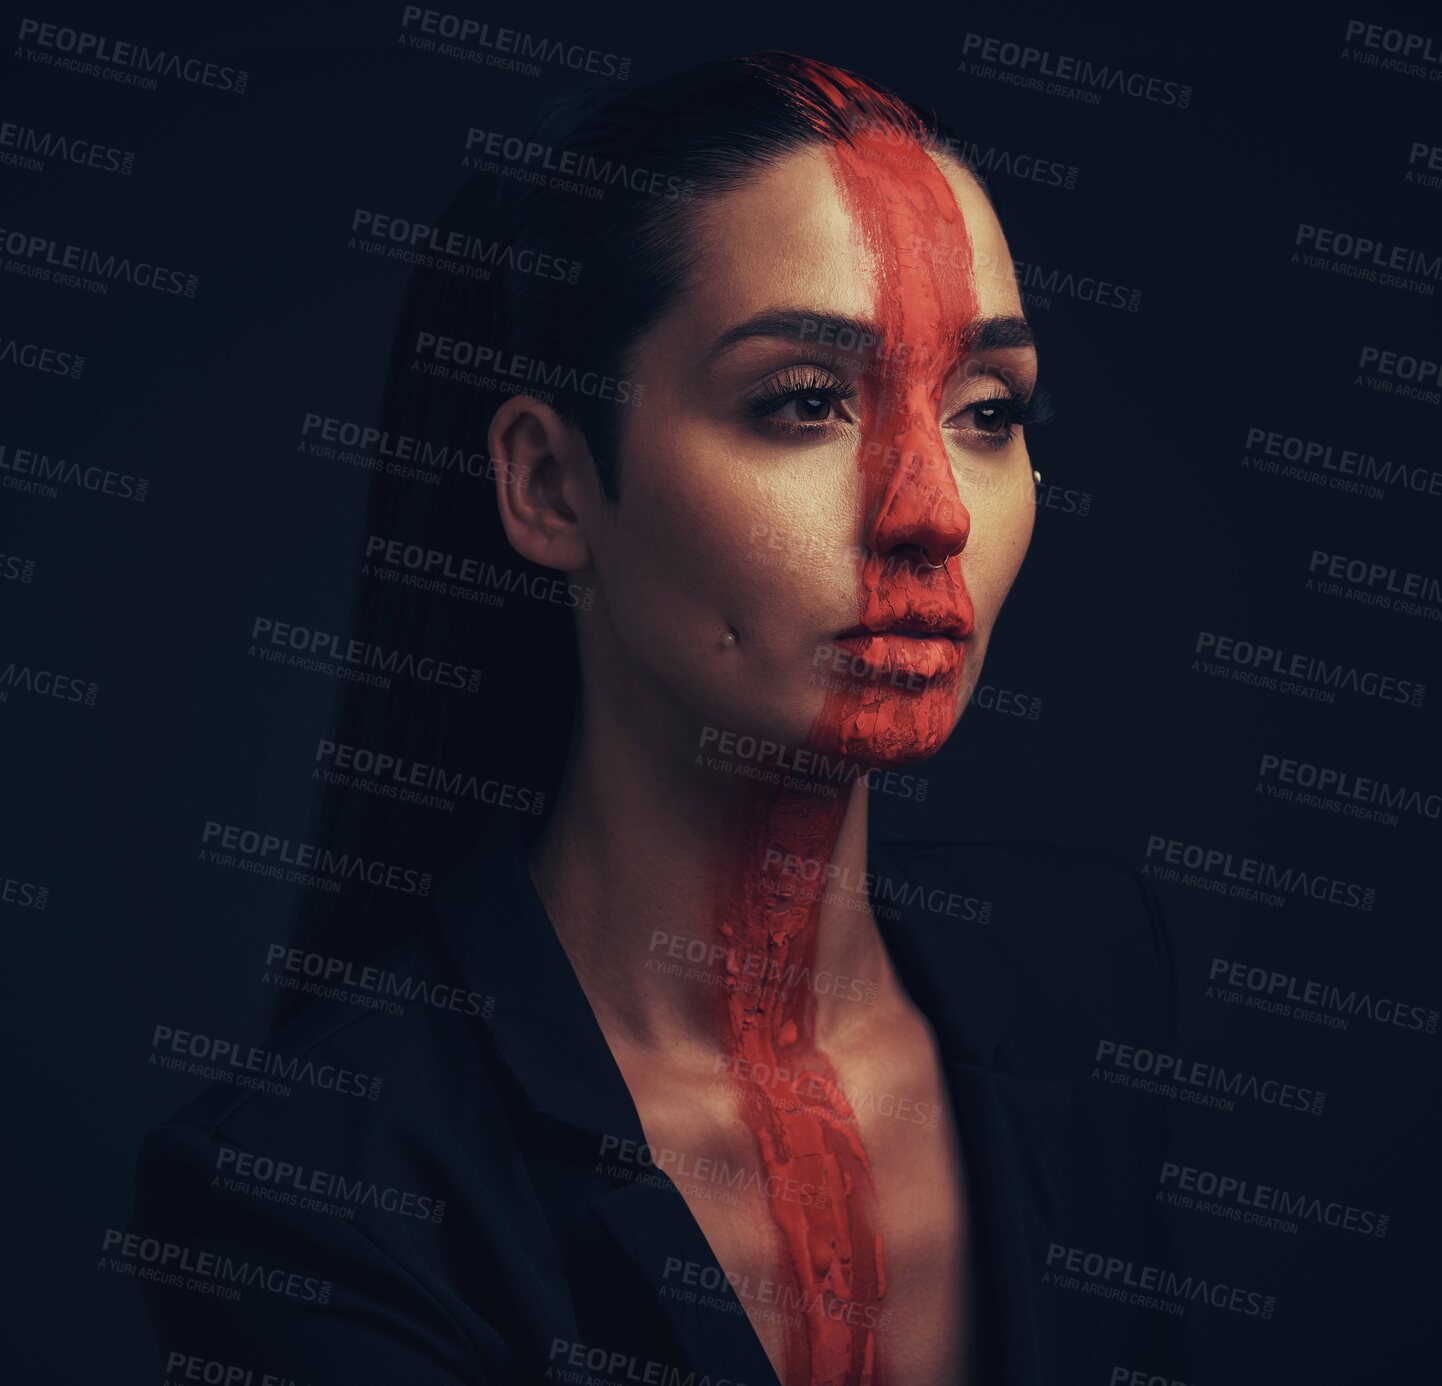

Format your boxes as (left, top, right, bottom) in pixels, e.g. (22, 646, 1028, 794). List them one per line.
(1033, 468, 1043, 487)
(720, 628, 738, 649)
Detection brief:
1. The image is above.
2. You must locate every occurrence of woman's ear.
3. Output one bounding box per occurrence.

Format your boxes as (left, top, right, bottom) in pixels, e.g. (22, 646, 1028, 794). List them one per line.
(488, 395, 597, 573)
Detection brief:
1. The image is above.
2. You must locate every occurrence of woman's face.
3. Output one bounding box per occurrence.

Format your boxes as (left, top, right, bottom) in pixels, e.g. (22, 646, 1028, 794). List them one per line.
(576, 138, 1038, 768)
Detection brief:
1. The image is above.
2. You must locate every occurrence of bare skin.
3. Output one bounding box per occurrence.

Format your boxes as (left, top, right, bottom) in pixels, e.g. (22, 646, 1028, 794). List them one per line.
(535, 770, 973, 1382)
(601, 874, 976, 1383)
(492, 145, 1037, 1384)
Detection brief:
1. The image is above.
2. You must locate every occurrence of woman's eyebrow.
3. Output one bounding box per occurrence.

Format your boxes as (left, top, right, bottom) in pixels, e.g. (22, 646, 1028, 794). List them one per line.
(961, 315, 1035, 353)
(705, 308, 1034, 361)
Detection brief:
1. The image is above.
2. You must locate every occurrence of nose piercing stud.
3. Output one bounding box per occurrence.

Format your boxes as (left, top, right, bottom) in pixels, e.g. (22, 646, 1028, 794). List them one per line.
(1033, 468, 1043, 486)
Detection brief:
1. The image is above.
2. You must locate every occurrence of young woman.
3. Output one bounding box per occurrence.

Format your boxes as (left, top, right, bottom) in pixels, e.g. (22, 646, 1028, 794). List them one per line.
(133, 53, 1177, 1386)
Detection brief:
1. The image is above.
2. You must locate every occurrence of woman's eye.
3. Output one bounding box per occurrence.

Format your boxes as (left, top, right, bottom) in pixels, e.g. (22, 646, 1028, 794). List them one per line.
(744, 368, 857, 428)
(965, 398, 1014, 434)
(780, 392, 841, 423)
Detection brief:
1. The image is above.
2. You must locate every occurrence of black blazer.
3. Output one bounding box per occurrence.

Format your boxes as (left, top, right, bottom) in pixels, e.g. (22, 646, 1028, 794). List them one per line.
(129, 814, 1181, 1385)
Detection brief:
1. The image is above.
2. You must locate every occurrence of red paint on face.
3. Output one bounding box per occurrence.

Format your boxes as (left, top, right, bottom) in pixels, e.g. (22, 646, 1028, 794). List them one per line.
(808, 73, 978, 766)
(710, 64, 977, 1386)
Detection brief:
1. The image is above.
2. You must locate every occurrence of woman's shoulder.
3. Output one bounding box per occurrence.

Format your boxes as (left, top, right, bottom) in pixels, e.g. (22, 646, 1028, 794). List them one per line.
(146, 930, 479, 1139)
(127, 967, 519, 1380)
(130, 924, 513, 1249)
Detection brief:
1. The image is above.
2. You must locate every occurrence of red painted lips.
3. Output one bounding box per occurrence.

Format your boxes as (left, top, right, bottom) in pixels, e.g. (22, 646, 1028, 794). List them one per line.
(831, 604, 973, 684)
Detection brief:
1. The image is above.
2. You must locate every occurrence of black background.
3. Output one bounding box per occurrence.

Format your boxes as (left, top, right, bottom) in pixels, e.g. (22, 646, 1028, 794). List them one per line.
(4, 1, 1439, 1380)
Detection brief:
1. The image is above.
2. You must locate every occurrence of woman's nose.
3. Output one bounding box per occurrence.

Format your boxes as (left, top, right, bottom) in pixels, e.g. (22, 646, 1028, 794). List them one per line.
(866, 421, 970, 570)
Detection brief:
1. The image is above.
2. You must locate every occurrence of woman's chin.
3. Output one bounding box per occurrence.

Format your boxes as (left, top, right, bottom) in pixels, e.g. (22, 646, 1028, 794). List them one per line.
(808, 705, 961, 770)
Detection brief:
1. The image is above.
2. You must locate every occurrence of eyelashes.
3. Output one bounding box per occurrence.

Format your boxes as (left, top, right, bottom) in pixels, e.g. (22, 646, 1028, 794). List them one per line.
(743, 366, 1052, 451)
(742, 367, 859, 431)
(963, 383, 1054, 451)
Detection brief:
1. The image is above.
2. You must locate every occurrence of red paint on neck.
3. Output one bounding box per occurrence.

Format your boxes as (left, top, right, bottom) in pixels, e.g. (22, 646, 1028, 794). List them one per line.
(712, 66, 977, 1386)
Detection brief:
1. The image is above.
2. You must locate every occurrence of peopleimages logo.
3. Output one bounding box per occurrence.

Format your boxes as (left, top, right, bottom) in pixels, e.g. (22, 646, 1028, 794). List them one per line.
(264, 942, 496, 1020)
(1308, 549, 1440, 595)
(0, 332, 84, 379)
(648, 926, 883, 1004)
(761, 848, 991, 923)
(1208, 957, 1438, 1036)
(1243, 425, 1442, 499)
(200, 820, 433, 897)
(1094, 1038, 1326, 1116)
(1011, 257, 1142, 312)
(941, 138, 1078, 190)
(1408, 141, 1442, 188)
(712, 1053, 943, 1129)
(0, 439, 148, 502)
(661, 1255, 893, 1333)
(1, 875, 48, 910)
(1043, 1244, 1274, 1319)
(0, 662, 98, 707)
(214, 1144, 446, 1224)
(398, 7, 631, 80)
(0, 225, 198, 296)
(350, 208, 581, 284)
(300, 411, 490, 482)
(0, 119, 134, 174)
(164, 1353, 299, 1384)
(148, 1024, 383, 1101)
(462, 127, 692, 202)
(956, 245, 1140, 312)
(965, 675, 1045, 720)
(1158, 1160, 1389, 1238)
(696, 725, 928, 802)
(1257, 752, 1442, 825)
(959, 33, 1192, 107)
(1342, 18, 1442, 79)
(1194, 630, 1424, 708)
(248, 616, 482, 693)
(1, 551, 37, 583)
(364, 534, 594, 611)
(100, 1230, 328, 1305)
(599, 1134, 830, 1209)
(1355, 345, 1442, 405)
(842, 113, 1079, 191)
(1143, 835, 1377, 912)
(1294, 223, 1439, 295)
(1307, 549, 1442, 620)
(15, 19, 249, 92)
(547, 1339, 749, 1386)
(315, 739, 546, 815)
(412, 330, 644, 404)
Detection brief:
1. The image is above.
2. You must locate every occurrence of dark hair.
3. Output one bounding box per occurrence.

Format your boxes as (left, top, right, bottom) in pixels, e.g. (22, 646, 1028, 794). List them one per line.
(275, 52, 976, 1023)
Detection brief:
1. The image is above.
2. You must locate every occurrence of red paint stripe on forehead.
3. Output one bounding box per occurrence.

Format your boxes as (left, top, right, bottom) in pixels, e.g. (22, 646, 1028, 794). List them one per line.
(829, 131, 975, 376)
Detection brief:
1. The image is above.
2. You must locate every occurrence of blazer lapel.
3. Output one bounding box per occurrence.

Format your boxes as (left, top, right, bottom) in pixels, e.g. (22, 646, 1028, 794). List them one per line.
(588, 1178, 783, 1386)
(434, 816, 784, 1381)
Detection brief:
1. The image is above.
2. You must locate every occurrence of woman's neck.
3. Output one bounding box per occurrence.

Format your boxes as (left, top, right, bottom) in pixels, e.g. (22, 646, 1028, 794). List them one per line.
(531, 709, 900, 1385)
(529, 713, 899, 1057)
